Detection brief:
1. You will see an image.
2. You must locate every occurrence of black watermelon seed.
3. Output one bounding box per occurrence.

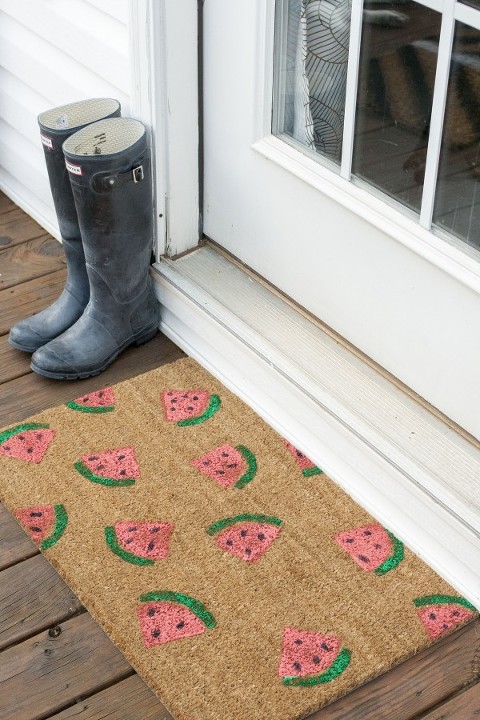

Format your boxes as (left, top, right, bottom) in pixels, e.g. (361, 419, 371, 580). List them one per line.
(171, 398, 177, 403)
(167, 391, 173, 396)
(187, 406, 194, 411)
(193, 396, 198, 400)
(27, 448, 33, 454)
(429, 613, 436, 620)
(117, 455, 125, 460)
(258, 533, 265, 541)
(182, 394, 188, 398)
(221, 452, 229, 457)
(30, 511, 42, 517)
(293, 662, 301, 671)
(321, 643, 330, 651)
(374, 543, 382, 549)
(150, 527, 161, 533)
(215, 470, 225, 475)
(452, 610, 460, 617)
(442, 623, 449, 629)
(203, 460, 210, 465)
(82, 397, 89, 402)
(227, 463, 238, 469)
(363, 530, 372, 536)
(30, 526, 41, 533)
(245, 548, 252, 556)
(346, 538, 354, 543)
(147, 608, 156, 617)
(358, 554, 370, 563)
(119, 470, 126, 476)
(88, 456, 98, 461)
(98, 391, 104, 397)
(96, 464, 105, 471)
(176, 621, 185, 629)
(147, 541, 155, 552)
(240, 530, 247, 537)
(152, 629, 160, 637)
(296, 450, 303, 457)
(226, 539, 233, 546)
(312, 656, 320, 664)
(294, 639, 302, 645)
(124, 538, 133, 544)
(3, 446, 10, 451)
(128, 527, 137, 532)
(18, 435, 24, 440)
(36, 434, 43, 439)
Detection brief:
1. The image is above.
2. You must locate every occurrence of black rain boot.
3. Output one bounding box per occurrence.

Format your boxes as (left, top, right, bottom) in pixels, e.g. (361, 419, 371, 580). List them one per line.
(31, 118, 160, 380)
(9, 98, 121, 353)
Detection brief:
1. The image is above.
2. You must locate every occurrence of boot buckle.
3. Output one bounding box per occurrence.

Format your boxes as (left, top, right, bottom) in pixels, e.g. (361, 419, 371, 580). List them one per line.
(133, 165, 144, 183)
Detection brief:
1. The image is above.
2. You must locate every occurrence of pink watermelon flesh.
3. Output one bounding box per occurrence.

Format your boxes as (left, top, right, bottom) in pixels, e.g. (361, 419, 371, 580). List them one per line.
(284, 440, 317, 472)
(335, 523, 393, 571)
(279, 628, 341, 678)
(81, 446, 139, 480)
(137, 601, 206, 647)
(191, 444, 244, 488)
(73, 387, 115, 408)
(14, 505, 55, 543)
(163, 390, 210, 422)
(0, 429, 55, 464)
(417, 604, 474, 639)
(115, 522, 174, 559)
(216, 522, 281, 562)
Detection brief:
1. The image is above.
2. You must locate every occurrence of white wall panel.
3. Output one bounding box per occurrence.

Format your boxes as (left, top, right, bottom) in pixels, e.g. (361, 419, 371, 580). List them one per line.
(0, 0, 130, 237)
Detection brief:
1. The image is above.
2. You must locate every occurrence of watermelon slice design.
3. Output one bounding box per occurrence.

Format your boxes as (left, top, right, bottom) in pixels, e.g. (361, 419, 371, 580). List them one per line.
(206, 513, 283, 562)
(284, 440, 323, 477)
(191, 444, 257, 489)
(414, 595, 477, 639)
(335, 522, 404, 575)
(279, 627, 351, 686)
(14, 504, 68, 551)
(162, 390, 221, 426)
(74, 446, 140, 487)
(66, 387, 115, 413)
(137, 590, 216, 647)
(0, 423, 55, 464)
(105, 521, 174, 566)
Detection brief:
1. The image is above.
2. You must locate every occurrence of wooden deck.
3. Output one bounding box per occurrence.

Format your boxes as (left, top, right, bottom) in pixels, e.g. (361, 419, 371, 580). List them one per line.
(0, 192, 479, 719)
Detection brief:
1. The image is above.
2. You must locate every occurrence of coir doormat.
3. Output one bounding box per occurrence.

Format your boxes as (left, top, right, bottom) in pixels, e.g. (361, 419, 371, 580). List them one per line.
(0, 357, 476, 720)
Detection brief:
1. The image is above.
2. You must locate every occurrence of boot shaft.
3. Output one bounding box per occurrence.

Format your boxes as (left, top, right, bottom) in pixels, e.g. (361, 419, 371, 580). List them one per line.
(38, 98, 121, 241)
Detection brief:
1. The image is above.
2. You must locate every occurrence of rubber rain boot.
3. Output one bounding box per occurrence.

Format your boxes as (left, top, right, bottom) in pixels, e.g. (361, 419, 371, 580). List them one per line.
(31, 117, 160, 380)
(9, 98, 121, 353)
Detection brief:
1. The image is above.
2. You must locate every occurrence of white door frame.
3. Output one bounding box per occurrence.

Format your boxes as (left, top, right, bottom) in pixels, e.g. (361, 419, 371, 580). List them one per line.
(128, 0, 200, 258)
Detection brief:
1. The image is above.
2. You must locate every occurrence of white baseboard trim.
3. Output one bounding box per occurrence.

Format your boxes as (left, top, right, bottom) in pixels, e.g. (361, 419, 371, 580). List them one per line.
(153, 249, 480, 607)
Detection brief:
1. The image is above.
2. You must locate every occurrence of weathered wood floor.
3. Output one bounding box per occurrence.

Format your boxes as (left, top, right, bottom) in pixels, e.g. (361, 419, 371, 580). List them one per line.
(0, 193, 479, 719)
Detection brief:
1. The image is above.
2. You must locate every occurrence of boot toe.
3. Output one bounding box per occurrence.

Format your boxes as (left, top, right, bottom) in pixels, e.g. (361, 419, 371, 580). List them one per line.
(9, 320, 49, 353)
(31, 344, 76, 378)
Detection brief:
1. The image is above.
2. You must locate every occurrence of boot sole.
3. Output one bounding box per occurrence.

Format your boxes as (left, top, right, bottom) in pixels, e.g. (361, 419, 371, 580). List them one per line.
(30, 326, 159, 380)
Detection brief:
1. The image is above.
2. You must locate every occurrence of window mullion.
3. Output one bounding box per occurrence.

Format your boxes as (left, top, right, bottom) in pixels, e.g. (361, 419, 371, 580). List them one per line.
(340, 0, 364, 181)
(419, 1, 456, 229)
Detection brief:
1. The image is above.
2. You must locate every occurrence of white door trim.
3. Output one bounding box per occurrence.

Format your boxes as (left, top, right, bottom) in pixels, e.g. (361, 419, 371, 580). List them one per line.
(128, 0, 199, 258)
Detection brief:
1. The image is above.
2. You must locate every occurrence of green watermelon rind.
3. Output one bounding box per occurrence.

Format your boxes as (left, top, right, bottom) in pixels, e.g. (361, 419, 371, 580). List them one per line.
(413, 595, 477, 613)
(66, 400, 114, 414)
(234, 445, 258, 489)
(139, 590, 216, 629)
(40, 504, 68, 551)
(0, 423, 50, 447)
(206, 513, 283, 536)
(302, 466, 324, 477)
(73, 460, 136, 487)
(282, 647, 351, 687)
(104, 526, 154, 566)
(177, 394, 221, 426)
(374, 530, 405, 576)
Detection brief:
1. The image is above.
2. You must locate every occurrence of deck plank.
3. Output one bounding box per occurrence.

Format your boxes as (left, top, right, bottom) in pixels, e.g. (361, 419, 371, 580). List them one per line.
(0, 192, 15, 213)
(0, 554, 83, 651)
(48, 675, 173, 720)
(0, 613, 133, 720)
(0, 268, 67, 336)
(309, 619, 480, 720)
(0, 333, 184, 427)
(0, 207, 47, 249)
(0, 335, 32, 384)
(418, 681, 480, 719)
(0, 504, 38, 570)
(0, 235, 65, 290)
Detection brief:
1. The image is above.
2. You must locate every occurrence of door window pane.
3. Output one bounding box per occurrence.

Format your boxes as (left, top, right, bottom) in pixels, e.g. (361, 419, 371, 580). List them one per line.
(274, 0, 351, 164)
(352, 1, 441, 213)
(433, 22, 480, 250)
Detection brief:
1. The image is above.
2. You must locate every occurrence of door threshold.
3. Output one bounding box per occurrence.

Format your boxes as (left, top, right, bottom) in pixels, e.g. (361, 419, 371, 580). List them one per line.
(153, 245, 480, 605)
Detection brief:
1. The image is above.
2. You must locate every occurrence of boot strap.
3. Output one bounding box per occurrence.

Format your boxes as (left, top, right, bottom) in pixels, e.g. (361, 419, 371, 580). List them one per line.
(91, 156, 150, 193)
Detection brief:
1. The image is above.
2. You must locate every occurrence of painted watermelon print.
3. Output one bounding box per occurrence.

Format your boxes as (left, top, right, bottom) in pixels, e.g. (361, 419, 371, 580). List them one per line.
(335, 522, 404, 575)
(414, 595, 477, 639)
(206, 513, 283, 562)
(66, 387, 115, 413)
(105, 521, 174, 566)
(74, 446, 140, 487)
(137, 591, 216, 647)
(284, 440, 323, 477)
(162, 390, 221, 426)
(0, 423, 55, 464)
(191, 443, 257, 489)
(279, 627, 351, 686)
(14, 504, 68, 550)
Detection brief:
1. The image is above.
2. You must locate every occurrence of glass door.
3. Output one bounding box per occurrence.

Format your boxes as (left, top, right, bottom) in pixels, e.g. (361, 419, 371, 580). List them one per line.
(203, 0, 480, 439)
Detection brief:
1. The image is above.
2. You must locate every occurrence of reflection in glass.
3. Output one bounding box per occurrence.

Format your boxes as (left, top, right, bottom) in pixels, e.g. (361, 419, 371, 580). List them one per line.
(352, 1, 441, 213)
(433, 22, 480, 250)
(274, 0, 351, 164)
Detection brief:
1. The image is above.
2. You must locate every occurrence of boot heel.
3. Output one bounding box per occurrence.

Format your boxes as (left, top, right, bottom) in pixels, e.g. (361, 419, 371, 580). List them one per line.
(134, 326, 158, 346)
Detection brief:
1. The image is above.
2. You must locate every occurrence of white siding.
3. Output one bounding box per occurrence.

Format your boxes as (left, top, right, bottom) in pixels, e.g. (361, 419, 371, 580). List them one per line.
(0, 0, 130, 237)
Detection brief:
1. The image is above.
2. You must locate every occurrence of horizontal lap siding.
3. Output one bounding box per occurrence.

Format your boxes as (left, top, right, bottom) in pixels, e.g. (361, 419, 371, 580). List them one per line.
(0, 0, 130, 237)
